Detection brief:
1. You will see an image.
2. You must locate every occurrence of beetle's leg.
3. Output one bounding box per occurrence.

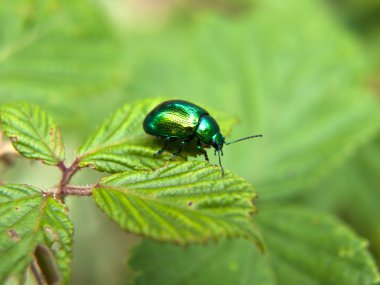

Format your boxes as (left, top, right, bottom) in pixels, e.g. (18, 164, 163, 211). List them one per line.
(197, 139, 209, 162)
(169, 140, 187, 160)
(154, 137, 171, 157)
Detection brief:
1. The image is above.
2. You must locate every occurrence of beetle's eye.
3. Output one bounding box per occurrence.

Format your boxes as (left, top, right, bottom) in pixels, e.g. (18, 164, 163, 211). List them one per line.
(212, 140, 219, 150)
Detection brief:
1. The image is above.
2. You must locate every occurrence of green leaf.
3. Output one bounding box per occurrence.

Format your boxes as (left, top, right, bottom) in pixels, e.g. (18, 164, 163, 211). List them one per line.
(0, 184, 74, 284)
(76, 98, 172, 173)
(93, 161, 262, 248)
(0, 102, 65, 165)
(257, 207, 380, 285)
(77, 99, 238, 173)
(129, 206, 380, 285)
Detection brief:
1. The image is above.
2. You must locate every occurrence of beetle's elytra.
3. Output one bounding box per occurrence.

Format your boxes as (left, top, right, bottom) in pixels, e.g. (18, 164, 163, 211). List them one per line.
(143, 99, 262, 175)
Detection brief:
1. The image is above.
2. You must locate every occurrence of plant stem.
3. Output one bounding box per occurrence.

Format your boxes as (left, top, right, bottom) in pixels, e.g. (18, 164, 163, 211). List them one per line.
(63, 184, 95, 196)
(56, 158, 80, 199)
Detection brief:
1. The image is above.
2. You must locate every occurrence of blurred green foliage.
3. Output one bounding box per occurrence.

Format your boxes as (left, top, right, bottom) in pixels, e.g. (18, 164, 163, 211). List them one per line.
(1, 0, 380, 284)
(306, 135, 380, 265)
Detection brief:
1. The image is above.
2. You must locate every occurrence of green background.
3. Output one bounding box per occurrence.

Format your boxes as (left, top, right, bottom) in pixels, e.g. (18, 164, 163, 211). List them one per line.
(1, 0, 380, 284)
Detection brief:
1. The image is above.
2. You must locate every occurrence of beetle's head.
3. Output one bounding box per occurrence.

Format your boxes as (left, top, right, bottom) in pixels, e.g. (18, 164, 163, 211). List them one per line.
(211, 132, 225, 176)
(212, 132, 264, 176)
(211, 132, 225, 152)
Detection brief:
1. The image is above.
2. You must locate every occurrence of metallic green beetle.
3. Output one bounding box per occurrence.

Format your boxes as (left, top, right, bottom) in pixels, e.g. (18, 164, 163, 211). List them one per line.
(143, 100, 262, 175)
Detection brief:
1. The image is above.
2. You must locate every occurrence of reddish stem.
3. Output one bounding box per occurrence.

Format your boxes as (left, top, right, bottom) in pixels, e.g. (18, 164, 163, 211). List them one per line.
(63, 185, 94, 196)
(56, 158, 80, 199)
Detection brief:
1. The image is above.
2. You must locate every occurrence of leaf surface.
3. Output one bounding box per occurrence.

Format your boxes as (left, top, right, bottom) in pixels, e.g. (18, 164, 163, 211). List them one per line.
(129, 206, 380, 285)
(76, 98, 172, 172)
(0, 102, 65, 165)
(0, 184, 73, 284)
(93, 161, 262, 247)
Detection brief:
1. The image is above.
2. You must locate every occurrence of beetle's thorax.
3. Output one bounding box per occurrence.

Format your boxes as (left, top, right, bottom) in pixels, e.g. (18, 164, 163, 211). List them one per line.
(195, 115, 224, 149)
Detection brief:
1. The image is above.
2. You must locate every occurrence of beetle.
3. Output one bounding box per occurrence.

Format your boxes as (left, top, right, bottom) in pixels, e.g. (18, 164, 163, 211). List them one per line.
(143, 99, 262, 175)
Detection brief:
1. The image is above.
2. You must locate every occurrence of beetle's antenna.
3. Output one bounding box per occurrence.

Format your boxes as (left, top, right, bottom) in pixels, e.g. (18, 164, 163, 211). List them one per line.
(217, 150, 224, 176)
(225, 134, 263, 145)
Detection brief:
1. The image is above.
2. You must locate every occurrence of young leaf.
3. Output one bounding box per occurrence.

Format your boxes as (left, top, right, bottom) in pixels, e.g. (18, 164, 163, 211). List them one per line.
(0, 184, 73, 284)
(0, 102, 65, 165)
(76, 99, 238, 173)
(129, 206, 380, 285)
(76, 98, 172, 172)
(93, 161, 262, 248)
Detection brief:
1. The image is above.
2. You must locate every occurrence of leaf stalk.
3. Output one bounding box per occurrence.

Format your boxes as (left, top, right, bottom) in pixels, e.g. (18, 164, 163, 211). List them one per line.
(62, 185, 94, 196)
